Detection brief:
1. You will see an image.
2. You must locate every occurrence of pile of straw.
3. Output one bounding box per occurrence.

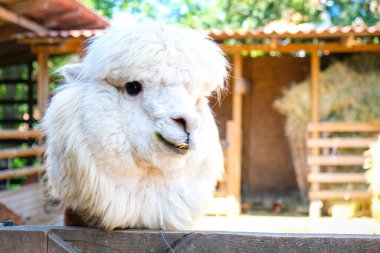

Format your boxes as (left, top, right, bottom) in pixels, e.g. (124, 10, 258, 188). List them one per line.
(274, 54, 380, 135)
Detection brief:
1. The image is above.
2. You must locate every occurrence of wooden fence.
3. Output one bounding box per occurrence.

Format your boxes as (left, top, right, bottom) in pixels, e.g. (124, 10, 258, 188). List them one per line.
(1, 226, 380, 253)
(307, 122, 380, 217)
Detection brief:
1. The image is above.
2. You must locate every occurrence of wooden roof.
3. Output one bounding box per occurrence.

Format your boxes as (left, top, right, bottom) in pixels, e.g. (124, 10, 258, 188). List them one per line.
(209, 25, 380, 41)
(0, 0, 109, 66)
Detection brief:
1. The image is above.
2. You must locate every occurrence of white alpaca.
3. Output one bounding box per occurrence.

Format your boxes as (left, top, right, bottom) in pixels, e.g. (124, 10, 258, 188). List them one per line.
(42, 24, 228, 230)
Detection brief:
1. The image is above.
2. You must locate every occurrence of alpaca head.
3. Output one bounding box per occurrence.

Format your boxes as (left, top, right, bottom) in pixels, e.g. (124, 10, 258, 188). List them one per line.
(57, 24, 228, 172)
(43, 24, 228, 229)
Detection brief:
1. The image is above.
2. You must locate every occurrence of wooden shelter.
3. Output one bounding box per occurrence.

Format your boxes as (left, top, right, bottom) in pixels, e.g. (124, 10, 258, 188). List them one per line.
(208, 24, 380, 216)
(0, 0, 108, 224)
(0, 0, 108, 115)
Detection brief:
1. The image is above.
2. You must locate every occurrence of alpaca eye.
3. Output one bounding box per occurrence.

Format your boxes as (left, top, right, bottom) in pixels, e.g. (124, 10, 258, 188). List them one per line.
(125, 81, 142, 95)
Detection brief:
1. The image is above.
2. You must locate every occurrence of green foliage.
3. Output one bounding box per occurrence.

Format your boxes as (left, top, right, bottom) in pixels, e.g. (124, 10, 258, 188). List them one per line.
(81, 0, 379, 29)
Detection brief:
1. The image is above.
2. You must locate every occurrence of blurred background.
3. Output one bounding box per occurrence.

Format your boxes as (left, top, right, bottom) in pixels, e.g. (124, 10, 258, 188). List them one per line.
(0, 0, 379, 234)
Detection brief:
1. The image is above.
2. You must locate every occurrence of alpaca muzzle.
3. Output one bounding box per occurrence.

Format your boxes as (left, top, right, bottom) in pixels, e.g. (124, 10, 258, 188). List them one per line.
(155, 132, 190, 155)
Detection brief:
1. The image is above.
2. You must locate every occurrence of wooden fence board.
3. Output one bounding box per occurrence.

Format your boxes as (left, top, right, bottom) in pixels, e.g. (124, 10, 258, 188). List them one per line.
(309, 190, 371, 200)
(0, 227, 47, 253)
(307, 173, 367, 184)
(307, 122, 380, 133)
(307, 138, 378, 148)
(1, 226, 380, 253)
(307, 155, 365, 166)
(0, 147, 45, 160)
(0, 130, 43, 140)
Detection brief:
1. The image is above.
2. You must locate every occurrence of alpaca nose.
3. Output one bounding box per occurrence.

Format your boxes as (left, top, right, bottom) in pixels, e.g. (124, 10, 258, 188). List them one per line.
(171, 114, 199, 133)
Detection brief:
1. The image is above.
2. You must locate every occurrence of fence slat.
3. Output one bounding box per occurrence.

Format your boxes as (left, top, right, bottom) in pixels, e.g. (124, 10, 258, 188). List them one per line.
(307, 122, 380, 132)
(2, 226, 380, 253)
(309, 190, 371, 200)
(0, 166, 44, 180)
(307, 173, 367, 184)
(307, 138, 378, 148)
(0, 147, 45, 160)
(307, 155, 365, 166)
(0, 130, 43, 140)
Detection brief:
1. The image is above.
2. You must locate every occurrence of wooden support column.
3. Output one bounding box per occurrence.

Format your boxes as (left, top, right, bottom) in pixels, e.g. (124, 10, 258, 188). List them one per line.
(226, 53, 244, 215)
(309, 50, 322, 217)
(37, 48, 49, 117)
(310, 50, 320, 123)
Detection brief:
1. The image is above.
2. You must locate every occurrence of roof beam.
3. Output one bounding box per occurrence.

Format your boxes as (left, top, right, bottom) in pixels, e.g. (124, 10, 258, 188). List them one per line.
(0, 5, 48, 33)
(221, 42, 380, 54)
(7, 0, 49, 14)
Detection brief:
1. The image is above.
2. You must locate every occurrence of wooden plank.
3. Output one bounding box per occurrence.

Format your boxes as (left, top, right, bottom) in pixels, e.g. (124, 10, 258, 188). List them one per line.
(307, 155, 364, 166)
(32, 38, 84, 55)
(221, 43, 380, 54)
(0, 130, 43, 139)
(307, 122, 380, 133)
(0, 5, 48, 33)
(229, 53, 243, 211)
(48, 233, 79, 253)
(0, 227, 47, 253)
(2, 226, 380, 252)
(37, 48, 49, 116)
(0, 166, 44, 180)
(310, 50, 320, 122)
(307, 138, 377, 148)
(309, 190, 371, 200)
(307, 173, 367, 184)
(0, 147, 45, 159)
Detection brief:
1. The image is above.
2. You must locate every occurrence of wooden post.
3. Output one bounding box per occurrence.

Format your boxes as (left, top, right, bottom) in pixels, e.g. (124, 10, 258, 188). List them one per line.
(227, 53, 244, 215)
(310, 50, 320, 123)
(309, 50, 322, 217)
(37, 48, 49, 117)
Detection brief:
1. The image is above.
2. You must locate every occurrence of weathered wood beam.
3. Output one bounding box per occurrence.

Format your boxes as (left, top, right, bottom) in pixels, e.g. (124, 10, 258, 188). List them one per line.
(32, 38, 84, 55)
(0, 5, 48, 33)
(221, 43, 380, 54)
(2, 226, 380, 252)
(310, 50, 320, 122)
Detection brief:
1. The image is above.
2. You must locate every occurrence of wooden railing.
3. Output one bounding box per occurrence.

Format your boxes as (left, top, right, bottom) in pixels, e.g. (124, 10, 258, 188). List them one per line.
(306, 122, 380, 217)
(0, 130, 45, 182)
(1, 226, 380, 253)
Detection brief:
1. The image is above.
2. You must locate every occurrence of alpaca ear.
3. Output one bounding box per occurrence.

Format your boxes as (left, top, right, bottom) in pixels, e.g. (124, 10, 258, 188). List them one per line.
(60, 63, 83, 83)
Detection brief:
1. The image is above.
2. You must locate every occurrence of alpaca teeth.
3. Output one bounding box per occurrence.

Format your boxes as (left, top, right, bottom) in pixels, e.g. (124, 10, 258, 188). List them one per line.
(175, 143, 189, 149)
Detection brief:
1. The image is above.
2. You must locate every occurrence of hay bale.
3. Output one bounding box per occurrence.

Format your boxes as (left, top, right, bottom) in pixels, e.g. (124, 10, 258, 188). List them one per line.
(274, 54, 380, 202)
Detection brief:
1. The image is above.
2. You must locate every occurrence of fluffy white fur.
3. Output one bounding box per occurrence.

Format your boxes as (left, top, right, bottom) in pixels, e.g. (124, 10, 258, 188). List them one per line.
(42, 23, 228, 230)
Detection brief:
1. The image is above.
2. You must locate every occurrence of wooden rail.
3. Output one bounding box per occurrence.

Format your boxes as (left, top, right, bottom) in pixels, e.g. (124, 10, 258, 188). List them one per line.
(1, 226, 380, 253)
(0, 129, 45, 181)
(0, 130, 43, 140)
(0, 166, 44, 180)
(0, 147, 45, 160)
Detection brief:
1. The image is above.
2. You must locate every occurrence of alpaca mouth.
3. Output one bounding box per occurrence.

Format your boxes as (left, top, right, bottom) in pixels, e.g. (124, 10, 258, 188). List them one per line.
(155, 133, 190, 155)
